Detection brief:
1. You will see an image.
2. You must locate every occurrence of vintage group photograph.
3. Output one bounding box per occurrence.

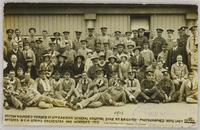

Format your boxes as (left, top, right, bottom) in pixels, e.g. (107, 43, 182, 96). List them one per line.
(2, 3, 198, 128)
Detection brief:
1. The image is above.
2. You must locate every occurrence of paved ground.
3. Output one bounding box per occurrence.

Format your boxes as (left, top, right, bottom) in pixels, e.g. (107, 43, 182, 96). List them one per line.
(3, 103, 198, 128)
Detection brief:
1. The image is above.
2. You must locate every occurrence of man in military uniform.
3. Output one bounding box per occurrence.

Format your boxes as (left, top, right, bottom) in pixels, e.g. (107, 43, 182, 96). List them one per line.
(171, 55, 188, 90)
(87, 54, 100, 80)
(35, 38, 45, 68)
(55, 71, 77, 101)
(75, 71, 93, 99)
(77, 40, 92, 59)
(140, 70, 160, 103)
(53, 32, 62, 52)
(157, 43, 168, 67)
(63, 43, 76, 65)
(73, 31, 82, 52)
(4, 29, 14, 54)
(136, 28, 148, 49)
(111, 31, 122, 49)
(177, 26, 189, 65)
(62, 31, 73, 49)
(152, 28, 167, 59)
(124, 69, 141, 103)
(123, 31, 136, 50)
(22, 41, 36, 66)
(86, 68, 108, 98)
(131, 29, 138, 43)
(97, 27, 111, 49)
(156, 69, 179, 103)
(72, 78, 126, 110)
(140, 41, 155, 67)
(14, 29, 22, 43)
(178, 72, 198, 103)
(186, 26, 198, 73)
(41, 30, 51, 51)
(166, 29, 175, 50)
(85, 28, 97, 50)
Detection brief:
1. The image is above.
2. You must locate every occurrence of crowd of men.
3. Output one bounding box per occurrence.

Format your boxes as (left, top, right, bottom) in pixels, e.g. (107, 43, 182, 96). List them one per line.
(3, 25, 198, 110)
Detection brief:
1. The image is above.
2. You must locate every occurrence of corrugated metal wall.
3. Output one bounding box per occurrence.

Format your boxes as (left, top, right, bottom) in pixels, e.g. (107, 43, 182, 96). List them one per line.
(150, 14, 186, 38)
(4, 14, 85, 39)
(95, 15, 130, 36)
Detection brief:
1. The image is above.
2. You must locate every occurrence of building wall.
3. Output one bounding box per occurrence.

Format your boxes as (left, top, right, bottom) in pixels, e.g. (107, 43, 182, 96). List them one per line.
(3, 13, 195, 39)
(4, 14, 86, 39)
(150, 14, 186, 38)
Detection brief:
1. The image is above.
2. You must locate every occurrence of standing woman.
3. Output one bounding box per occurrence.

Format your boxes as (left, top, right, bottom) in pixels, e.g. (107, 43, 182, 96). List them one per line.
(72, 55, 85, 83)
(119, 54, 131, 80)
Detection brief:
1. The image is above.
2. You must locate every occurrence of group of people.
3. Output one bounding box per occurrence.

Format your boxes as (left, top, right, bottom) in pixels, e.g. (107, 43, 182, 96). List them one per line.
(3, 25, 198, 110)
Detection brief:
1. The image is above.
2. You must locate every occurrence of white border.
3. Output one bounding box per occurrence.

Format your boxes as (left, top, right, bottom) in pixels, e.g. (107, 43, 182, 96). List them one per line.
(0, 0, 199, 130)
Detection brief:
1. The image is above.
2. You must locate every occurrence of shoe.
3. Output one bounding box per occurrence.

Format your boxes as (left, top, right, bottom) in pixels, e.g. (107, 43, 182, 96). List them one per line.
(151, 100, 160, 104)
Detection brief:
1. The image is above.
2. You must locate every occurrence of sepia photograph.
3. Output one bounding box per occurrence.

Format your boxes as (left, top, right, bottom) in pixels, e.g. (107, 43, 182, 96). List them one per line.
(2, 2, 198, 128)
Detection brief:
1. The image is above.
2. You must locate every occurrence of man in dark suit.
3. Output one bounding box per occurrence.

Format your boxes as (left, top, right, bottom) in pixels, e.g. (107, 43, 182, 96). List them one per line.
(4, 54, 22, 75)
(166, 39, 182, 71)
(6, 41, 25, 67)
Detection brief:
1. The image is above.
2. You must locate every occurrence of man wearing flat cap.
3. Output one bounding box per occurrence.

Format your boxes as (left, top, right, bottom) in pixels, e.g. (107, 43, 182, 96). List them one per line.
(53, 32, 62, 52)
(62, 31, 73, 49)
(14, 29, 22, 43)
(152, 28, 167, 59)
(123, 31, 136, 50)
(28, 27, 38, 48)
(97, 27, 111, 49)
(85, 28, 97, 50)
(87, 54, 100, 80)
(136, 28, 148, 49)
(141, 41, 155, 67)
(110, 31, 123, 49)
(156, 69, 178, 103)
(166, 29, 175, 50)
(131, 29, 139, 43)
(41, 30, 51, 51)
(22, 41, 36, 66)
(5, 28, 15, 54)
(77, 40, 92, 60)
(157, 43, 168, 67)
(115, 42, 126, 62)
(73, 31, 82, 52)
(177, 26, 190, 65)
(186, 25, 198, 74)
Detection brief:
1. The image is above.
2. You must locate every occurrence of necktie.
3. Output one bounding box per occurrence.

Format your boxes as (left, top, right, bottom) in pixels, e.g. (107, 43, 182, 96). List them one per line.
(191, 82, 193, 90)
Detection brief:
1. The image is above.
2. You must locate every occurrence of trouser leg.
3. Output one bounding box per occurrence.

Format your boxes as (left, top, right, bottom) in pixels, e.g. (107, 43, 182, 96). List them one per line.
(77, 93, 101, 108)
(11, 95, 23, 109)
(88, 101, 103, 108)
(41, 96, 66, 107)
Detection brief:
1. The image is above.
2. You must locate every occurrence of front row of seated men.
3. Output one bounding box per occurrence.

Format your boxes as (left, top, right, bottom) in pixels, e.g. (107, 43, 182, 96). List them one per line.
(3, 65, 198, 110)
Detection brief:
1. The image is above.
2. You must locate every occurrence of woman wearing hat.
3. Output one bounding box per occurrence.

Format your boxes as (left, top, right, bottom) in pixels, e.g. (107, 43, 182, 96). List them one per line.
(54, 53, 71, 76)
(71, 55, 85, 82)
(53, 32, 62, 52)
(24, 56, 37, 79)
(27, 27, 38, 44)
(105, 55, 119, 79)
(119, 54, 131, 80)
(115, 42, 126, 62)
(39, 52, 54, 78)
(22, 41, 36, 66)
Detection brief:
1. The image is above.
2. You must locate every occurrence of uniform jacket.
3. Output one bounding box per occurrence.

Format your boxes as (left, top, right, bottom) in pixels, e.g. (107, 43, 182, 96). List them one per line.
(157, 78, 175, 96)
(166, 47, 182, 70)
(129, 54, 144, 70)
(171, 62, 188, 79)
(152, 36, 166, 57)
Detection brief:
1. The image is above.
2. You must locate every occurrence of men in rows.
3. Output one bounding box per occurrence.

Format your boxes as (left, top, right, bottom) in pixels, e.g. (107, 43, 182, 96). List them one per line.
(72, 78, 126, 110)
